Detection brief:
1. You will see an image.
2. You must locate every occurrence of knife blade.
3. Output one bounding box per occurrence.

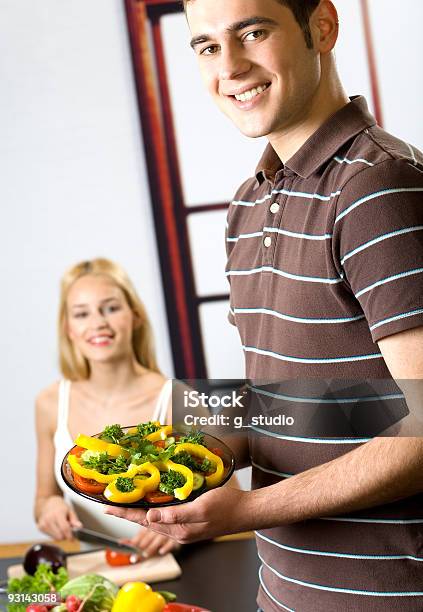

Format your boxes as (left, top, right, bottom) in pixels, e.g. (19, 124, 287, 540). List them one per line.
(71, 527, 140, 555)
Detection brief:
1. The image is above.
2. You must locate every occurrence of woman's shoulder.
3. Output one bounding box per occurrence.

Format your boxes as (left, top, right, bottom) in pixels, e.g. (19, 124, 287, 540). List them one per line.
(35, 381, 61, 415)
(139, 369, 168, 390)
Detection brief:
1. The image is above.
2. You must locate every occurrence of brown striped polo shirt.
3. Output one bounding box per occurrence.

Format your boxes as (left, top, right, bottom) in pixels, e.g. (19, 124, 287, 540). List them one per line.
(225, 97, 423, 611)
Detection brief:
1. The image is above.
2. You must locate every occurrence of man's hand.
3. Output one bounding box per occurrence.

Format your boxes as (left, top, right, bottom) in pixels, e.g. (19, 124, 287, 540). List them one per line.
(105, 487, 254, 544)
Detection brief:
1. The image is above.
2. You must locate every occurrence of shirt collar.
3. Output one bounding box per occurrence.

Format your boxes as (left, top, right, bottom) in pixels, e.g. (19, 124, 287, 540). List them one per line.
(255, 96, 377, 182)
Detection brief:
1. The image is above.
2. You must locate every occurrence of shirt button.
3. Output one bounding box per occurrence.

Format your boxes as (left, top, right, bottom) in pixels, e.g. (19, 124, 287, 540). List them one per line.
(264, 236, 272, 248)
(270, 202, 280, 214)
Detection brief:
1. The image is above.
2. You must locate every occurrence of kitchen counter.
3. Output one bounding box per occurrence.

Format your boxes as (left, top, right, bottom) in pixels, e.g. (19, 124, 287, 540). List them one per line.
(0, 537, 260, 612)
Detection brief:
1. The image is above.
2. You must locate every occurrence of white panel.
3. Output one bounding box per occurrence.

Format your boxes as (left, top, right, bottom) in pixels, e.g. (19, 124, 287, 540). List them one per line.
(199, 302, 245, 379)
(161, 13, 266, 206)
(332, 0, 373, 111)
(369, 0, 423, 148)
(188, 210, 229, 296)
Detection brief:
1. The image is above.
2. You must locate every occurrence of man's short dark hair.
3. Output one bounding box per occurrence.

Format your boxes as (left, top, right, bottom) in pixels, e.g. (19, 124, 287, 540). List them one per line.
(183, 0, 321, 49)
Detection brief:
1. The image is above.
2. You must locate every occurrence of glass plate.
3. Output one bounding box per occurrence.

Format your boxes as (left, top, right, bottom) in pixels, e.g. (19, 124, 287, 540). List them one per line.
(61, 428, 235, 508)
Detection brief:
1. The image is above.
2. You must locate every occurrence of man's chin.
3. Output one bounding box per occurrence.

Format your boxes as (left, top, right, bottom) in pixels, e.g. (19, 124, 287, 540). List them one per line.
(226, 116, 268, 139)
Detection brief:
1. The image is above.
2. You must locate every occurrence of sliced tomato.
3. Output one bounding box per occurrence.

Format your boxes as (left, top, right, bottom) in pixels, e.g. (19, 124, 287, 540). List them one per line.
(153, 440, 166, 449)
(69, 445, 85, 457)
(73, 472, 106, 495)
(105, 548, 140, 566)
(145, 490, 175, 504)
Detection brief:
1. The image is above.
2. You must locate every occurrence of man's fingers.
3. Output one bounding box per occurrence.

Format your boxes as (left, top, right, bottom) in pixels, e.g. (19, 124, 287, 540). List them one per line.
(145, 503, 199, 526)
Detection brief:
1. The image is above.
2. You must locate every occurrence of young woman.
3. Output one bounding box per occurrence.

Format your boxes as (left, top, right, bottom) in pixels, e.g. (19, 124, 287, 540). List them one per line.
(34, 258, 177, 558)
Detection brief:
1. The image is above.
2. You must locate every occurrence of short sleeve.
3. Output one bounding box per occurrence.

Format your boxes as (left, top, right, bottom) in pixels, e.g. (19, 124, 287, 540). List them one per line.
(332, 159, 423, 342)
(225, 205, 236, 327)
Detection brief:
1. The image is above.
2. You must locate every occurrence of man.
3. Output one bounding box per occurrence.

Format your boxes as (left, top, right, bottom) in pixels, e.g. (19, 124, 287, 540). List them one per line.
(107, 1, 423, 609)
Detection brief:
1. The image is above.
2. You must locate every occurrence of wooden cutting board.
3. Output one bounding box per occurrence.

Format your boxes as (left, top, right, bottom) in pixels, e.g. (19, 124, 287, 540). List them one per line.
(8, 550, 182, 585)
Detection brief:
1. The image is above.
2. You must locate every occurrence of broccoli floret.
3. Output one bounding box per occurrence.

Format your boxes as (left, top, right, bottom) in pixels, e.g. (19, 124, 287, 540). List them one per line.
(159, 470, 186, 496)
(115, 477, 135, 492)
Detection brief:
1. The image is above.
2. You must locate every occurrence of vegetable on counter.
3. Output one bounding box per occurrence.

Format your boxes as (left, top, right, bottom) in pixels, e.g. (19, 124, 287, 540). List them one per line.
(111, 582, 166, 612)
(105, 549, 141, 567)
(23, 544, 67, 576)
(60, 574, 118, 612)
(7, 563, 68, 612)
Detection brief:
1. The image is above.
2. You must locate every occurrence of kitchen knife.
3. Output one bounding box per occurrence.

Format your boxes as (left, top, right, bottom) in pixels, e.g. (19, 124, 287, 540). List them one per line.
(71, 527, 141, 555)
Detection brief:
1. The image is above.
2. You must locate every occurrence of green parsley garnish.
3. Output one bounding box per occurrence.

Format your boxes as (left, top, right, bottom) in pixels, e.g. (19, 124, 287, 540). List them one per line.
(99, 424, 124, 444)
(137, 422, 161, 437)
(159, 470, 186, 496)
(172, 450, 212, 473)
(82, 451, 129, 475)
(115, 477, 135, 492)
(178, 430, 205, 446)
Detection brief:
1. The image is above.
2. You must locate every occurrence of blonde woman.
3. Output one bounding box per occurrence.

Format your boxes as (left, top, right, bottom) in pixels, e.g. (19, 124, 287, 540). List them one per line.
(34, 258, 176, 558)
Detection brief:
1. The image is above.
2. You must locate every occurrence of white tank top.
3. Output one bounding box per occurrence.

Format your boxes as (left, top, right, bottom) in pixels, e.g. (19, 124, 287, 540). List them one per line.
(53, 379, 172, 538)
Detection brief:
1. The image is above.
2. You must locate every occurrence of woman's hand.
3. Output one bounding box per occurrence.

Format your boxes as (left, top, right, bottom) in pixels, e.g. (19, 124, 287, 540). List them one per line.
(37, 495, 82, 541)
(120, 527, 180, 559)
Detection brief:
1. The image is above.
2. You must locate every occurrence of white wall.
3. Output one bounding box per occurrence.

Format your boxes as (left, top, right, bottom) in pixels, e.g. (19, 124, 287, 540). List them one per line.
(0, 0, 173, 542)
(1, 0, 422, 542)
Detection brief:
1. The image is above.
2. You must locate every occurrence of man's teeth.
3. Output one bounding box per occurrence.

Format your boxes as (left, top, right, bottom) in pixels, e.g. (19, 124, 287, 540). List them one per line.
(235, 84, 269, 102)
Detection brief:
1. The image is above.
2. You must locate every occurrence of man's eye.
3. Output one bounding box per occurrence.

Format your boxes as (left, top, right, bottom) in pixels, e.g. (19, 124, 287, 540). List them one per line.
(243, 30, 264, 42)
(200, 44, 219, 56)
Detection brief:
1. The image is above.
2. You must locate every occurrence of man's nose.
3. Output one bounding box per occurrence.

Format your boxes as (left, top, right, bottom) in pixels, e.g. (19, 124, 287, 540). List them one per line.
(218, 45, 251, 81)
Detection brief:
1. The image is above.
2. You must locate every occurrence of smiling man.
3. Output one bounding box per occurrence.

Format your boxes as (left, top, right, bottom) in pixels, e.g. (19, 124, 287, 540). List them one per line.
(106, 1, 423, 610)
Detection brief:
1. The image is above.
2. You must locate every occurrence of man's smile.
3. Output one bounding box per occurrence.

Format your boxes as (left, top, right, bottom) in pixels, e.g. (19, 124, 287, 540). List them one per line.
(225, 82, 272, 109)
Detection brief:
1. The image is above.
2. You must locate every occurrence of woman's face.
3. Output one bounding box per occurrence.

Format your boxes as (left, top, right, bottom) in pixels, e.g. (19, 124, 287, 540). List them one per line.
(66, 274, 138, 365)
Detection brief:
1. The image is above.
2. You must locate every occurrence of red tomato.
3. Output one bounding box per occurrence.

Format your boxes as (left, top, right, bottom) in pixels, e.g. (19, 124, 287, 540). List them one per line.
(73, 472, 106, 495)
(163, 604, 211, 612)
(209, 447, 224, 458)
(153, 440, 166, 449)
(145, 490, 175, 504)
(26, 606, 48, 612)
(69, 446, 84, 457)
(105, 548, 140, 566)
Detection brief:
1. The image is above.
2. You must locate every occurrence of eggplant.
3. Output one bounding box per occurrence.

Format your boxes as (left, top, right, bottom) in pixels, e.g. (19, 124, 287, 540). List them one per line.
(23, 543, 67, 575)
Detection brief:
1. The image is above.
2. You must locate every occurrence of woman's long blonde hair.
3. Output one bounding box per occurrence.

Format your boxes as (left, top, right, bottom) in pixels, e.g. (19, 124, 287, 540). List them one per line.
(58, 258, 161, 380)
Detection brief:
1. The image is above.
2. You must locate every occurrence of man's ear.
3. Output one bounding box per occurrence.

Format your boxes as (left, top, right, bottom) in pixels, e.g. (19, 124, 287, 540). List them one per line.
(311, 0, 339, 54)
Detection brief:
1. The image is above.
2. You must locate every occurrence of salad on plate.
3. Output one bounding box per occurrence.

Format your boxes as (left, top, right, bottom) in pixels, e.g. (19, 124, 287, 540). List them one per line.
(61, 423, 234, 507)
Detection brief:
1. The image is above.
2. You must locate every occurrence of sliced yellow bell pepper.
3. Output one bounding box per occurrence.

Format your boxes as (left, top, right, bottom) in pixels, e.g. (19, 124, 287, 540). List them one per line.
(74, 433, 128, 458)
(68, 453, 140, 484)
(111, 582, 166, 612)
(104, 462, 160, 503)
(145, 425, 173, 442)
(174, 443, 224, 488)
(155, 460, 193, 500)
